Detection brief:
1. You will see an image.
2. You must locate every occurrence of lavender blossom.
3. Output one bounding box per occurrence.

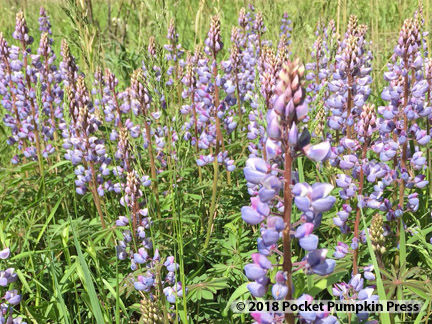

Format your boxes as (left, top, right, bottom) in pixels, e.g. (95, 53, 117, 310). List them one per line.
(242, 59, 336, 324)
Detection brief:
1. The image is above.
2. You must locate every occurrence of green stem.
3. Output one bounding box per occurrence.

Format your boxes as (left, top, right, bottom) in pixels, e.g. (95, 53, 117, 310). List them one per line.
(204, 157, 219, 249)
(156, 265, 170, 324)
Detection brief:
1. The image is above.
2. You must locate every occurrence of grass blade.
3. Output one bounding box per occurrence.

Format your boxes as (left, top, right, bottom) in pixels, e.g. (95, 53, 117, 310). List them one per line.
(48, 251, 72, 324)
(414, 300, 429, 324)
(69, 214, 106, 324)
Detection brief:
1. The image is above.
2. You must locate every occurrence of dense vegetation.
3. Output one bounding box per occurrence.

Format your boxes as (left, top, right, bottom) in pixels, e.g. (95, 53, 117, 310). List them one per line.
(0, 1, 432, 323)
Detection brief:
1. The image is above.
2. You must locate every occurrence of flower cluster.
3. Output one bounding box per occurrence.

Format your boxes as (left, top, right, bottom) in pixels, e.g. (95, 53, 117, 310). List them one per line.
(1, 10, 61, 166)
(326, 15, 372, 136)
(2, 5, 432, 324)
(115, 171, 182, 304)
(332, 273, 378, 322)
(242, 58, 336, 324)
(0, 248, 26, 324)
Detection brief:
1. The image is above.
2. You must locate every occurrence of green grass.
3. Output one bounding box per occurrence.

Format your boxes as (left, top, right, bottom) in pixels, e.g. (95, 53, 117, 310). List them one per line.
(0, 0, 426, 87)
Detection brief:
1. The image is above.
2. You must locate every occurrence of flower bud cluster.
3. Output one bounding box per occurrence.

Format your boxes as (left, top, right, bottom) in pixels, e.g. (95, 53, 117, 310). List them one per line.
(205, 15, 224, 57)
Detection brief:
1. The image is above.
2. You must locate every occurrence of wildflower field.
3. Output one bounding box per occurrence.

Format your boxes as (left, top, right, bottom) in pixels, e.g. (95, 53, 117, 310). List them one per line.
(1, 0, 432, 323)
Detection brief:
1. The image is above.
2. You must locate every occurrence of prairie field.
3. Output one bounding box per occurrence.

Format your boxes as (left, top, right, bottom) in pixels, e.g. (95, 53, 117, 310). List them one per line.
(0, 0, 432, 323)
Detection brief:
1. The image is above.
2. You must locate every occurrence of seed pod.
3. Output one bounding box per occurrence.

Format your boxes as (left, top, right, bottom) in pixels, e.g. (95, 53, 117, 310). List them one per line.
(370, 213, 386, 254)
(140, 297, 164, 324)
(273, 59, 307, 123)
(315, 106, 326, 137)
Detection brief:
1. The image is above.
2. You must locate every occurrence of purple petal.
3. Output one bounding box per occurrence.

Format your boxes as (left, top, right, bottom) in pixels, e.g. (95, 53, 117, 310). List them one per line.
(304, 141, 331, 161)
(261, 229, 280, 245)
(0, 248, 10, 259)
(312, 259, 336, 275)
(251, 253, 273, 269)
(311, 183, 334, 200)
(295, 223, 315, 238)
(244, 264, 266, 281)
(241, 206, 264, 225)
(294, 196, 311, 212)
(299, 234, 319, 251)
(311, 196, 336, 212)
(247, 282, 267, 297)
(272, 283, 288, 300)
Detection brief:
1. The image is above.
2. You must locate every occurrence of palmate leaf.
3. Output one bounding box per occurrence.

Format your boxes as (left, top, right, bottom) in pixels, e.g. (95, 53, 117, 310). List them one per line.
(404, 281, 432, 300)
(379, 261, 431, 302)
(186, 277, 229, 302)
(211, 263, 242, 277)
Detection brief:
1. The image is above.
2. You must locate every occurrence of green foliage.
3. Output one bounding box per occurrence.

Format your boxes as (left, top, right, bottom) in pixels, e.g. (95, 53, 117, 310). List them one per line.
(1, 1, 432, 323)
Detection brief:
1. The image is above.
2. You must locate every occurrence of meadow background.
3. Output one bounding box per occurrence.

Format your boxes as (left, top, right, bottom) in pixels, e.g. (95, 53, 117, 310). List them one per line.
(0, 0, 431, 323)
(0, 0, 427, 87)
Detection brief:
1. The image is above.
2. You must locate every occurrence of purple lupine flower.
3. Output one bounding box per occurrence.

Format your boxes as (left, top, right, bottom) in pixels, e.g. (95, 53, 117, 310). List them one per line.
(241, 58, 337, 322)
(333, 242, 349, 259)
(0, 248, 10, 260)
